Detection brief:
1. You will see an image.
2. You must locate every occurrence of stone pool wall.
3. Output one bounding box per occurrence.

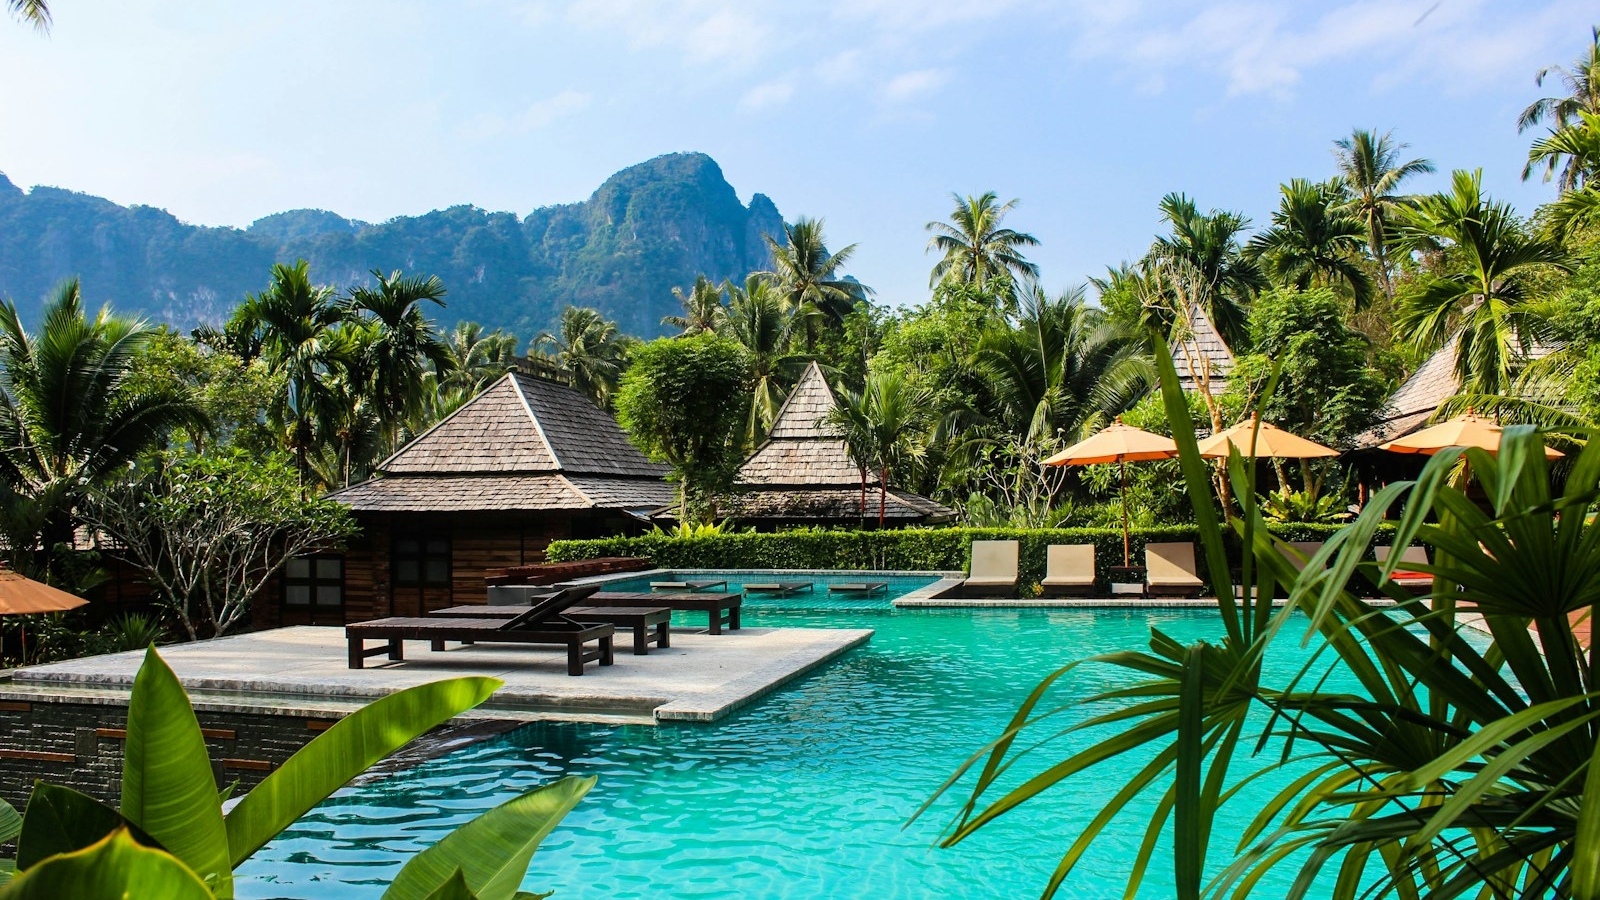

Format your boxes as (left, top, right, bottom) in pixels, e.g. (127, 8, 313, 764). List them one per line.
(0, 697, 338, 809)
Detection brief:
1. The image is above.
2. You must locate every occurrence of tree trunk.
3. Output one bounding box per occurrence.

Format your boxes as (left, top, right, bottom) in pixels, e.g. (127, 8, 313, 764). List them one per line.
(859, 466, 868, 524)
(878, 466, 887, 528)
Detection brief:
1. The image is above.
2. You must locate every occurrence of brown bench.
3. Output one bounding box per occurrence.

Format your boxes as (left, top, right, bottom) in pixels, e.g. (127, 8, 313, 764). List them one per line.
(432, 604, 671, 655)
(346, 617, 614, 675)
(585, 591, 741, 635)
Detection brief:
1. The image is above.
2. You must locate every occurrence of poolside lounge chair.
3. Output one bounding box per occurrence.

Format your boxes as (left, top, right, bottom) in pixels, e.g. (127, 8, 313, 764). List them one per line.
(1145, 543, 1204, 597)
(1277, 541, 1325, 573)
(1040, 544, 1096, 597)
(432, 603, 671, 656)
(1374, 545, 1432, 594)
(347, 587, 614, 675)
(744, 582, 814, 596)
(962, 540, 1019, 597)
(828, 582, 888, 595)
(650, 579, 729, 593)
(584, 591, 742, 634)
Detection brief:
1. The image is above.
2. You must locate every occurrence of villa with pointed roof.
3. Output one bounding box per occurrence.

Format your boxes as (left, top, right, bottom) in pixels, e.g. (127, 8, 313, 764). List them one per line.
(705, 362, 954, 528)
(264, 370, 671, 627)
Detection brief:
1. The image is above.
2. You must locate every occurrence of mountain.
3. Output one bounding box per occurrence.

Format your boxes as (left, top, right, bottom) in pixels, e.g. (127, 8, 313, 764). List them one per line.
(0, 152, 785, 338)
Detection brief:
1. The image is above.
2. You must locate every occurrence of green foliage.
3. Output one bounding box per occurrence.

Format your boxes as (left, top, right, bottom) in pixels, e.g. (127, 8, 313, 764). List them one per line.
(1223, 287, 1387, 447)
(93, 612, 166, 654)
(1258, 485, 1352, 524)
(1246, 179, 1373, 308)
(533, 306, 632, 408)
(127, 328, 281, 453)
(0, 648, 581, 900)
(925, 192, 1039, 305)
(615, 333, 750, 518)
(3, 829, 213, 900)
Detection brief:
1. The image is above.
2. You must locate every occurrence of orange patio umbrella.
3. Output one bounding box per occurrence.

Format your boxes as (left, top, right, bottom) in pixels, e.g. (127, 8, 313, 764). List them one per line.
(1044, 419, 1178, 566)
(0, 569, 87, 666)
(1380, 411, 1562, 459)
(1197, 419, 1339, 460)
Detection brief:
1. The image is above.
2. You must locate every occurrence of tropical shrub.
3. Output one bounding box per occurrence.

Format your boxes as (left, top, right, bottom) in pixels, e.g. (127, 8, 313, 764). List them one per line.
(0, 647, 590, 899)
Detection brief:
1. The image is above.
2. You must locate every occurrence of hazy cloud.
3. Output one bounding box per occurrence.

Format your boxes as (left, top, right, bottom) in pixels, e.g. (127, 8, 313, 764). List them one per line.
(739, 80, 795, 112)
(883, 68, 949, 102)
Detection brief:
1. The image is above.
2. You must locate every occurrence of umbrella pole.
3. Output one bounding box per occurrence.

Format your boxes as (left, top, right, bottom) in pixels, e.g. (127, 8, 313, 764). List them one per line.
(1120, 458, 1131, 568)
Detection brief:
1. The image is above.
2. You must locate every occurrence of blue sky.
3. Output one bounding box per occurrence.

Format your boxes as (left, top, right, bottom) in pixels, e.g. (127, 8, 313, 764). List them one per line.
(0, 0, 1593, 308)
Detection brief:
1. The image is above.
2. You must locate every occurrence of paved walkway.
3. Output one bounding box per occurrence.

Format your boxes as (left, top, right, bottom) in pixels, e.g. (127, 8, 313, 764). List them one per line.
(7, 625, 873, 723)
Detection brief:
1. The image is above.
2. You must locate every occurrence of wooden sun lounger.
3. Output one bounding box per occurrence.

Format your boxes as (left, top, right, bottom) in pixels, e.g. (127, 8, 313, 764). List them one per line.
(346, 617, 614, 675)
(1375, 545, 1433, 595)
(586, 591, 742, 634)
(431, 604, 671, 655)
(828, 582, 888, 595)
(650, 579, 728, 592)
(1145, 542, 1204, 597)
(963, 540, 1019, 597)
(743, 582, 814, 596)
(1040, 544, 1096, 597)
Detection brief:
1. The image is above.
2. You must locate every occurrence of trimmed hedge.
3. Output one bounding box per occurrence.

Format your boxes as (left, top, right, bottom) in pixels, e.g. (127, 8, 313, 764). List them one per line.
(545, 524, 1391, 594)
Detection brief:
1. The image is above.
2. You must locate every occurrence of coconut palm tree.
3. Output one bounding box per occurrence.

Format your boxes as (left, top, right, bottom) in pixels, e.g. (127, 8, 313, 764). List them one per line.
(343, 269, 452, 453)
(233, 261, 345, 484)
(974, 286, 1153, 445)
(663, 275, 726, 336)
(925, 192, 1040, 300)
(1395, 169, 1572, 395)
(824, 385, 879, 523)
(535, 306, 633, 407)
(1518, 26, 1600, 134)
(1525, 109, 1600, 193)
(0, 279, 206, 573)
(7, 0, 48, 30)
(439, 321, 518, 396)
(1246, 179, 1374, 308)
(761, 219, 870, 348)
(1332, 128, 1434, 300)
(722, 275, 807, 445)
(1147, 193, 1263, 349)
(837, 371, 933, 528)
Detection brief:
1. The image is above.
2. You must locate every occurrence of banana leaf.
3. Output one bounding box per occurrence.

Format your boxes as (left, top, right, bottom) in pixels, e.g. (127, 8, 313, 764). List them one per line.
(381, 775, 594, 900)
(121, 646, 234, 898)
(17, 782, 161, 871)
(0, 827, 213, 900)
(224, 676, 502, 866)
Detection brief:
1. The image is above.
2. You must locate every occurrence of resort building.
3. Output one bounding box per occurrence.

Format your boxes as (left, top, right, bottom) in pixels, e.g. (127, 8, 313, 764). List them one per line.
(264, 368, 672, 626)
(1352, 338, 1558, 449)
(704, 362, 954, 528)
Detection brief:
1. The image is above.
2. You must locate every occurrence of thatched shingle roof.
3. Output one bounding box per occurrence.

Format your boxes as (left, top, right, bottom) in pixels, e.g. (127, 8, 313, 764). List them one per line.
(719, 361, 954, 523)
(1170, 304, 1234, 395)
(330, 372, 669, 514)
(1351, 338, 1558, 449)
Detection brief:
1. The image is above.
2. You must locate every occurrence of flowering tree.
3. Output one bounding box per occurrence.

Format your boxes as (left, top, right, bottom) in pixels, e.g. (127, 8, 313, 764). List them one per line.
(83, 450, 356, 639)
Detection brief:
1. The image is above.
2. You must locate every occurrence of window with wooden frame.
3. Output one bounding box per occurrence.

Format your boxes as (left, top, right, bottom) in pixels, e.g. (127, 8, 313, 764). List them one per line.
(393, 533, 451, 587)
(283, 555, 344, 607)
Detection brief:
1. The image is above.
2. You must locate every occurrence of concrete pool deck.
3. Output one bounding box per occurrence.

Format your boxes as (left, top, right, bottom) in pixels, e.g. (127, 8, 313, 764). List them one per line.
(3, 624, 873, 724)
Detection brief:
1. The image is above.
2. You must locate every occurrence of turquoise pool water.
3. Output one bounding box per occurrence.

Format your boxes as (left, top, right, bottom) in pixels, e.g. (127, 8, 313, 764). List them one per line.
(238, 606, 1346, 900)
(592, 571, 941, 608)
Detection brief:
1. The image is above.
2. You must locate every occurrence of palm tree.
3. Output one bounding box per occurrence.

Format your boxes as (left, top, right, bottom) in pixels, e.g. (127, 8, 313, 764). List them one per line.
(1525, 109, 1600, 192)
(1147, 193, 1263, 349)
(761, 218, 870, 347)
(0, 280, 206, 573)
(974, 286, 1154, 444)
(310, 323, 383, 488)
(535, 306, 632, 407)
(1332, 128, 1435, 300)
(663, 275, 726, 335)
(722, 275, 806, 445)
(1246, 178, 1374, 308)
(233, 261, 345, 484)
(824, 385, 879, 523)
(439, 321, 518, 396)
(6, 0, 48, 30)
(835, 371, 933, 528)
(925, 192, 1040, 300)
(343, 269, 452, 453)
(1395, 169, 1572, 394)
(1517, 26, 1600, 134)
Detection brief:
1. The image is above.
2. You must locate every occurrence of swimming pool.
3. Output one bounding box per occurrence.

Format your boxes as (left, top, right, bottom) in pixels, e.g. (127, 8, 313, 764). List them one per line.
(583, 570, 945, 608)
(237, 605, 1343, 899)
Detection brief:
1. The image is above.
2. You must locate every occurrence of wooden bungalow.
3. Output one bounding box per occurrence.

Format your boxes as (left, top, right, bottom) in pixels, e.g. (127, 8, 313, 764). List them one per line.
(704, 362, 954, 529)
(1171, 303, 1234, 395)
(261, 369, 672, 627)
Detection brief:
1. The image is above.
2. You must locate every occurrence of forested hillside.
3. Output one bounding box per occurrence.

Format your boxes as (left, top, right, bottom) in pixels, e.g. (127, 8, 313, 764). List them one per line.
(0, 151, 783, 336)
